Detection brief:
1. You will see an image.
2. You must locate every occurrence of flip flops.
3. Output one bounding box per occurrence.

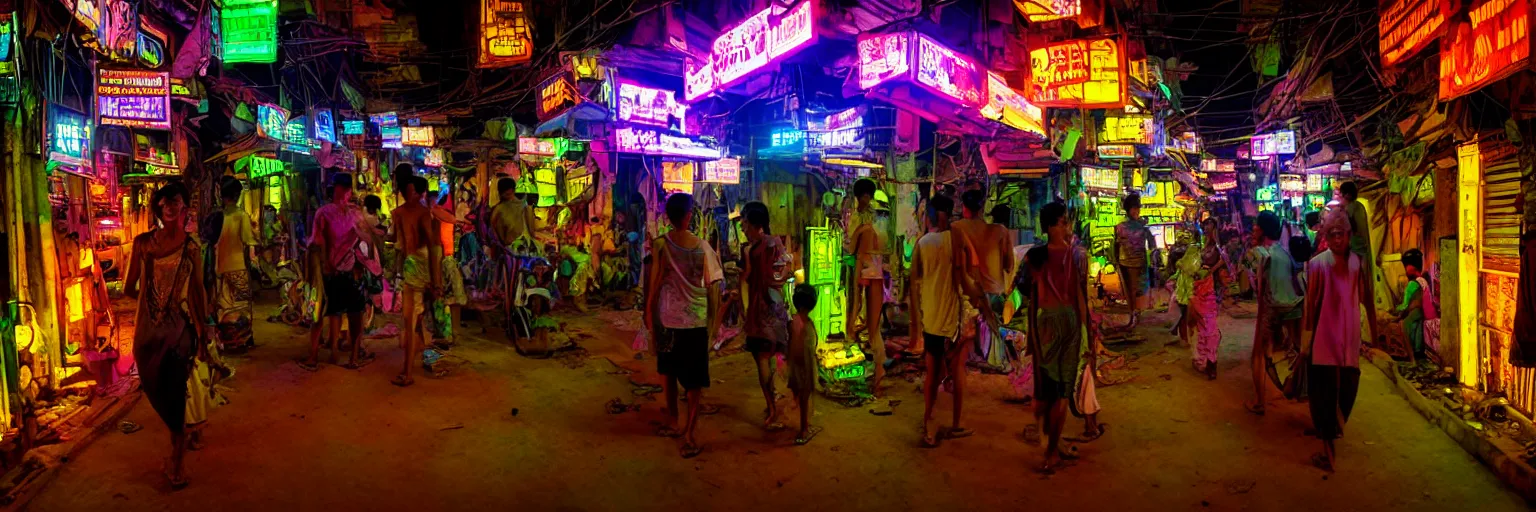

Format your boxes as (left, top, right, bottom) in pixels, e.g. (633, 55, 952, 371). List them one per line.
(344, 350, 377, 370)
(680, 442, 703, 459)
(391, 374, 415, 387)
(1244, 401, 1266, 416)
(942, 427, 974, 439)
(295, 359, 320, 372)
(1310, 452, 1334, 472)
(795, 426, 823, 446)
(1066, 424, 1108, 443)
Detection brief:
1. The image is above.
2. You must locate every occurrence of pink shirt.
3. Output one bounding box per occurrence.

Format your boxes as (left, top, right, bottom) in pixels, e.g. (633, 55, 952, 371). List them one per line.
(1307, 251, 1362, 367)
(311, 203, 368, 272)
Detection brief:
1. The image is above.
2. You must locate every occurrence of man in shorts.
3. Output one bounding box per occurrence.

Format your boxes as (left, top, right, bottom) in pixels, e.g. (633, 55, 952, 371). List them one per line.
(911, 195, 977, 447)
(389, 176, 442, 387)
(302, 173, 379, 370)
(1110, 193, 1157, 329)
(950, 189, 1016, 370)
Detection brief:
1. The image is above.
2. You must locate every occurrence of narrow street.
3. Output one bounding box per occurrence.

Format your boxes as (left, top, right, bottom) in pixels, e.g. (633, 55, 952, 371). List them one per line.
(26, 301, 1525, 511)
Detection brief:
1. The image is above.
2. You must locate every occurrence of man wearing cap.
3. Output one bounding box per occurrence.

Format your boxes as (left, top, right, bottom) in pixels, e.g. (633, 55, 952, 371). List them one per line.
(302, 172, 381, 371)
(1110, 193, 1158, 329)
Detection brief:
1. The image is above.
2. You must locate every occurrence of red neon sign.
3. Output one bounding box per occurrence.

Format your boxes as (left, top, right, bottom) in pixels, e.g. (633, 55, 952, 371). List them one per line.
(1439, 0, 1531, 100)
(1380, 0, 1457, 68)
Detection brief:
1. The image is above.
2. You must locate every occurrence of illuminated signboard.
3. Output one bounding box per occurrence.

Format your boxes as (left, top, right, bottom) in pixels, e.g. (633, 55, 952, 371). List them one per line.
(1, 14, 12, 66)
(423, 148, 446, 167)
(518, 137, 559, 157)
(1380, 0, 1456, 68)
(372, 112, 402, 149)
(1251, 130, 1296, 157)
(1306, 174, 1335, 192)
(536, 73, 581, 121)
(256, 104, 288, 140)
(1029, 37, 1125, 108)
(477, 0, 534, 68)
(342, 120, 365, 135)
(857, 32, 911, 89)
(1255, 184, 1279, 202)
(96, 69, 170, 130)
(769, 128, 804, 148)
(1014, 0, 1081, 22)
(1096, 144, 1136, 160)
(1278, 174, 1305, 192)
(1201, 158, 1236, 173)
(1167, 131, 1202, 153)
(700, 158, 741, 184)
(684, 0, 815, 102)
(1082, 166, 1120, 190)
(221, 0, 278, 64)
(661, 161, 695, 195)
(614, 126, 722, 159)
(401, 126, 435, 147)
(47, 104, 93, 169)
(284, 115, 313, 153)
(981, 72, 1046, 137)
(1210, 174, 1238, 191)
(138, 24, 168, 69)
(615, 79, 686, 132)
(60, 0, 102, 32)
(98, 0, 137, 61)
(237, 154, 285, 179)
(1098, 113, 1153, 144)
(564, 170, 593, 202)
(914, 34, 985, 106)
(1439, 0, 1531, 100)
(809, 107, 864, 151)
(313, 109, 336, 143)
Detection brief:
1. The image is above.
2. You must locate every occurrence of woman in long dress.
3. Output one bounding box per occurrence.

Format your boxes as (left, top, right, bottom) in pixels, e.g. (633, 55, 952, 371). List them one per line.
(123, 182, 211, 490)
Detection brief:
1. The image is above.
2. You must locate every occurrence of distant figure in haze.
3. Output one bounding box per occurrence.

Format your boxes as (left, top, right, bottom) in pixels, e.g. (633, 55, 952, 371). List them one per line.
(1302, 208, 1378, 472)
(645, 193, 723, 459)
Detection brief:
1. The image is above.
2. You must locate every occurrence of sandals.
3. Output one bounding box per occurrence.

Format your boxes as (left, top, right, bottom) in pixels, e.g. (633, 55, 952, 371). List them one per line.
(1310, 452, 1334, 472)
(295, 360, 320, 372)
(794, 426, 823, 446)
(942, 427, 974, 439)
(1244, 401, 1266, 416)
(391, 374, 415, 387)
(344, 350, 377, 370)
(1066, 424, 1108, 443)
(680, 442, 703, 459)
(919, 430, 940, 448)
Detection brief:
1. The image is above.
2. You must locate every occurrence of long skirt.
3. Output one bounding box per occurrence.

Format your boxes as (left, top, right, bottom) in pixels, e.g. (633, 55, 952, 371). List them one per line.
(215, 270, 254, 348)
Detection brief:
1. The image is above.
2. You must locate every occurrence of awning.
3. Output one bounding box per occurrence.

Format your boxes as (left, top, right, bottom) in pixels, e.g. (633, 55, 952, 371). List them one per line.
(534, 103, 610, 139)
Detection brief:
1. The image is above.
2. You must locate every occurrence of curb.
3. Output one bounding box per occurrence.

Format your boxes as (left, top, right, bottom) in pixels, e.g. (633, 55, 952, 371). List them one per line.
(0, 389, 143, 511)
(1366, 350, 1536, 502)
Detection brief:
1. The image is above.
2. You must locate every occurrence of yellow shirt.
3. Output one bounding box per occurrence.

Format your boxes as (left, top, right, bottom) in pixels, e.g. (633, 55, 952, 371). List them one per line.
(215, 209, 257, 274)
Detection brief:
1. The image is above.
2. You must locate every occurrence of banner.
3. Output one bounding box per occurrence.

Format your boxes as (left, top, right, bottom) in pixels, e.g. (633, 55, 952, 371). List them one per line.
(1438, 0, 1530, 100)
(684, 0, 815, 102)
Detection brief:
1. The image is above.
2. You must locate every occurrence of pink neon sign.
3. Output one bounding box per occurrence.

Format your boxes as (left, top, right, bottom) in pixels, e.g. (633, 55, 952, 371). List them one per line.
(914, 34, 985, 106)
(857, 32, 911, 89)
(614, 127, 722, 159)
(616, 79, 687, 132)
(683, 0, 815, 102)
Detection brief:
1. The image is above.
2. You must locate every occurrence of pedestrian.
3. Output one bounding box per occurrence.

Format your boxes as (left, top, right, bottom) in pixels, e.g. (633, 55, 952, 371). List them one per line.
(1022, 201, 1089, 473)
(1393, 249, 1432, 360)
(911, 194, 976, 448)
(122, 182, 209, 490)
(427, 188, 466, 346)
(300, 173, 380, 371)
(1189, 218, 1225, 379)
(1340, 182, 1377, 334)
(1169, 243, 1195, 342)
(209, 177, 258, 350)
(788, 284, 822, 446)
(1303, 208, 1379, 472)
(1246, 211, 1304, 414)
(740, 201, 791, 431)
(844, 178, 889, 397)
(951, 189, 1017, 371)
(1109, 193, 1157, 329)
(390, 176, 443, 387)
(645, 192, 723, 459)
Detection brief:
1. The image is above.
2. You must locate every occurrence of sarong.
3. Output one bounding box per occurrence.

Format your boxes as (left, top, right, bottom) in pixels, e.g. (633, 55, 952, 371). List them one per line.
(1033, 306, 1082, 401)
(1191, 276, 1221, 366)
(215, 270, 254, 347)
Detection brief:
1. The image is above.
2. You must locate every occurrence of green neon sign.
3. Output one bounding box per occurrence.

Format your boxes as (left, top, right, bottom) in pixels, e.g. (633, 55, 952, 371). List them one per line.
(238, 155, 286, 179)
(220, 1, 277, 64)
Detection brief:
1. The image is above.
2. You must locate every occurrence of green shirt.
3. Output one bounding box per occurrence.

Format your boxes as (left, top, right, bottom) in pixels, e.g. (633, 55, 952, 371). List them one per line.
(1258, 243, 1302, 309)
(1346, 200, 1371, 258)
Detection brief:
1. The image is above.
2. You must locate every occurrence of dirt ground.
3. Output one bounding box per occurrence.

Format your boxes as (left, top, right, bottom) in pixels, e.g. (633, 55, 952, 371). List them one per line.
(25, 299, 1528, 511)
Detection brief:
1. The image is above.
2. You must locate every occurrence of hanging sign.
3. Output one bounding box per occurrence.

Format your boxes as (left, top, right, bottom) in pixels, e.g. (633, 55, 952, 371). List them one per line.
(237, 154, 286, 179)
(518, 137, 559, 157)
(256, 104, 288, 140)
(1096, 144, 1136, 160)
(614, 126, 722, 159)
(661, 161, 695, 195)
(1255, 184, 1279, 202)
(913, 34, 986, 106)
(536, 73, 581, 121)
(1098, 113, 1154, 144)
(1380, 0, 1457, 68)
(1250, 130, 1296, 157)
(1015, 0, 1081, 22)
(423, 148, 446, 167)
(47, 104, 93, 169)
(981, 72, 1046, 137)
(283, 115, 313, 154)
(615, 79, 687, 132)
(342, 120, 365, 135)
(477, 0, 534, 68)
(97, 0, 137, 61)
(683, 0, 816, 102)
(1210, 173, 1238, 191)
(96, 69, 170, 130)
(1167, 132, 1202, 153)
(1200, 158, 1235, 173)
(808, 107, 864, 151)
(401, 126, 435, 147)
(700, 157, 741, 184)
(372, 112, 401, 149)
(220, 0, 279, 64)
(1438, 0, 1531, 100)
(857, 32, 911, 89)
(1081, 166, 1120, 190)
(1278, 174, 1305, 192)
(313, 109, 336, 143)
(1029, 37, 1125, 108)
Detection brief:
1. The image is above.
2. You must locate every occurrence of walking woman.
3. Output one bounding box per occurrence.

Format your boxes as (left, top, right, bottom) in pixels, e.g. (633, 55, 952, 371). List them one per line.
(123, 182, 212, 489)
(1302, 208, 1378, 472)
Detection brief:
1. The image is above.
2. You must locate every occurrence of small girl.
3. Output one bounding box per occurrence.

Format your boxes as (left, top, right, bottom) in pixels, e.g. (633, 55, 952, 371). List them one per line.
(788, 284, 821, 445)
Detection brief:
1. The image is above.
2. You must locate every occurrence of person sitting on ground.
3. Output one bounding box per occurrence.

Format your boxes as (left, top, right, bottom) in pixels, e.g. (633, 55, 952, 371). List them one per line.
(1303, 208, 1378, 472)
(788, 284, 822, 446)
(1394, 248, 1430, 360)
(911, 195, 978, 448)
(645, 192, 723, 459)
(740, 201, 791, 431)
(1023, 201, 1090, 474)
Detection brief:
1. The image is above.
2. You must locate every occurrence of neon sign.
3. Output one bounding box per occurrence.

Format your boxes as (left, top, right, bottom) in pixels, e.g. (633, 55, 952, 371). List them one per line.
(1014, 0, 1081, 22)
(342, 120, 364, 135)
(372, 112, 401, 149)
(981, 72, 1046, 137)
(1439, 0, 1530, 100)
(537, 73, 580, 121)
(96, 69, 170, 130)
(1255, 184, 1279, 202)
(1278, 174, 1305, 192)
(313, 109, 336, 143)
(914, 34, 985, 106)
(518, 137, 559, 157)
(98, 0, 137, 61)
(1380, 0, 1456, 68)
(1211, 174, 1238, 191)
(769, 128, 804, 148)
(615, 79, 686, 131)
(1082, 166, 1120, 190)
(614, 127, 722, 159)
(256, 104, 288, 140)
(661, 161, 694, 195)
(1096, 144, 1136, 160)
(477, 0, 533, 68)
(1201, 158, 1235, 173)
(1029, 37, 1125, 108)
(47, 104, 93, 169)
(1098, 113, 1153, 144)
(683, 0, 815, 102)
(1251, 130, 1296, 157)
(424, 148, 445, 167)
(809, 107, 864, 151)
(700, 158, 741, 184)
(237, 154, 285, 179)
(857, 32, 911, 89)
(401, 126, 435, 147)
(220, 0, 278, 64)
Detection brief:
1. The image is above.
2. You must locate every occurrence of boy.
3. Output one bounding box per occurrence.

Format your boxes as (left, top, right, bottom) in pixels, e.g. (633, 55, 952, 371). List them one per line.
(1024, 201, 1090, 473)
(911, 195, 977, 447)
(788, 284, 821, 445)
(1394, 249, 1430, 360)
(1109, 194, 1157, 329)
(390, 176, 443, 387)
(646, 193, 723, 459)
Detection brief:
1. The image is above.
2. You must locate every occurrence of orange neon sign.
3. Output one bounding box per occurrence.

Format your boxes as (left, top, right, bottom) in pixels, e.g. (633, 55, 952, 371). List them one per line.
(1029, 37, 1125, 108)
(1014, 0, 1080, 22)
(1379, 0, 1458, 68)
(1438, 0, 1531, 100)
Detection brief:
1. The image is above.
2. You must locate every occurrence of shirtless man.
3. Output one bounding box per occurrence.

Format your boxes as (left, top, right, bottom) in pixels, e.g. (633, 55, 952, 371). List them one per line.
(490, 177, 537, 339)
(950, 189, 1015, 365)
(844, 178, 889, 396)
(389, 176, 442, 387)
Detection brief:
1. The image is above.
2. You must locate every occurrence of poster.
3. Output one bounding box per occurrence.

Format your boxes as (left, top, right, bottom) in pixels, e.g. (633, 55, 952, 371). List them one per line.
(477, 0, 534, 68)
(96, 69, 170, 130)
(1438, 0, 1530, 100)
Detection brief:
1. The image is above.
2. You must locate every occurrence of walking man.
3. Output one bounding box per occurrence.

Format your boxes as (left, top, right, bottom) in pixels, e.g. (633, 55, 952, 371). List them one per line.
(912, 195, 977, 447)
(646, 193, 723, 459)
(1246, 211, 1304, 414)
(390, 176, 442, 387)
(301, 173, 379, 371)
